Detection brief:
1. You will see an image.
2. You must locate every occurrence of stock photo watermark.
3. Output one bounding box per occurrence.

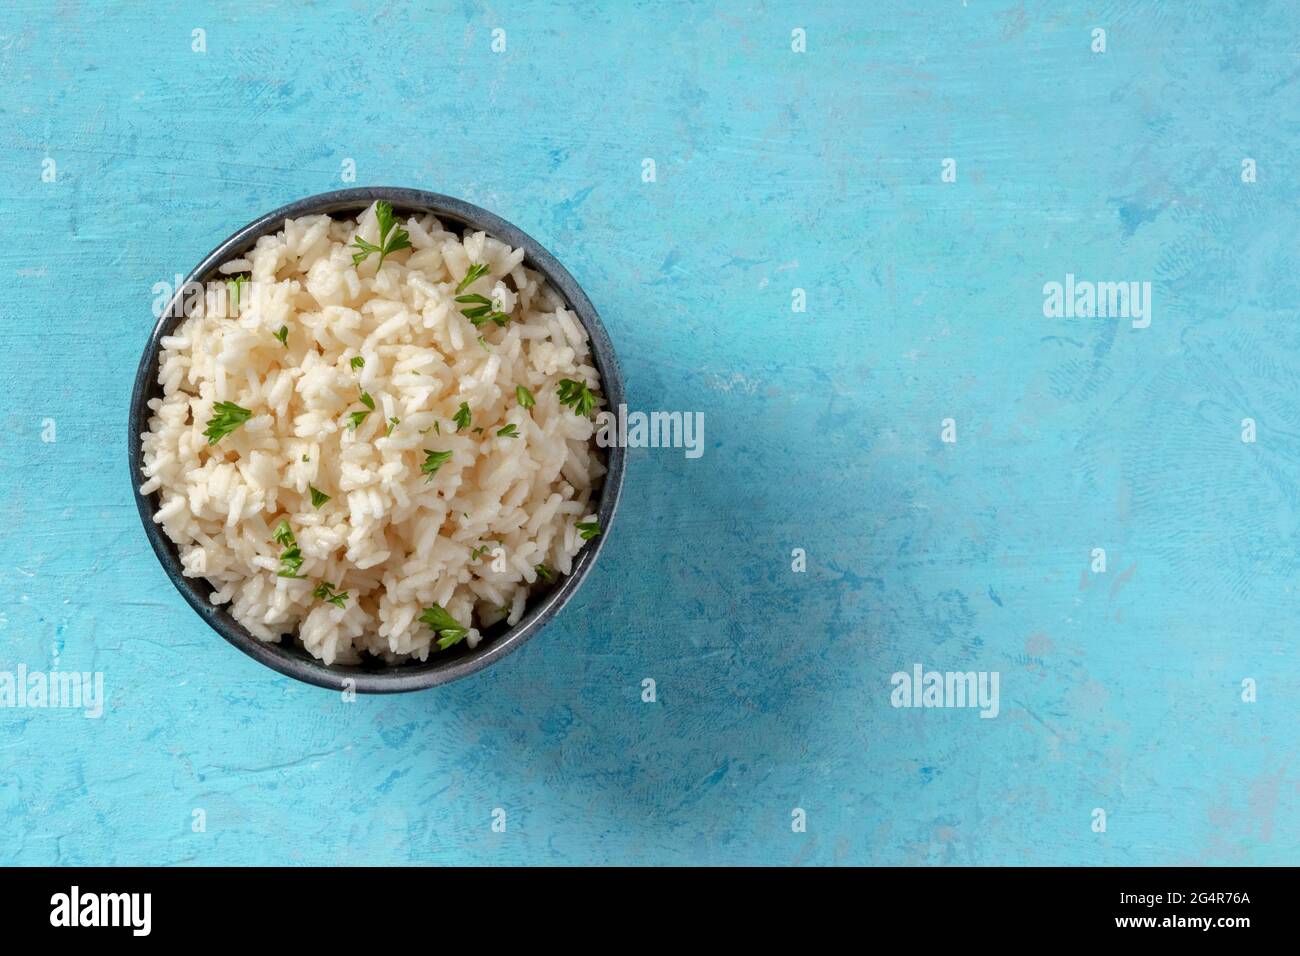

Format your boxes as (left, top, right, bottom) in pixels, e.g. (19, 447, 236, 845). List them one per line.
(1042, 273, 1152, 328)
(0, 665, 104, 718)
(595, 405, 704, 459)
(890, 663, 1000, 719)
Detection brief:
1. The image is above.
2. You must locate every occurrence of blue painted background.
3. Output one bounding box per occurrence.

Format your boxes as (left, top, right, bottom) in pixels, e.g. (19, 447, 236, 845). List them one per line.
(1, 1, 1296, 865)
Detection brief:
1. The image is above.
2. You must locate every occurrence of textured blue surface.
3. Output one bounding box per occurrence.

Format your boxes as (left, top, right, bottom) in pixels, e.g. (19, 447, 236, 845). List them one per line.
(1, 1, 1297, 865)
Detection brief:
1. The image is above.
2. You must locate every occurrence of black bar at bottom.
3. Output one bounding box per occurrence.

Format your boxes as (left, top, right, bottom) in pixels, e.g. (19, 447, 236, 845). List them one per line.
(0, 866, 1287, 941)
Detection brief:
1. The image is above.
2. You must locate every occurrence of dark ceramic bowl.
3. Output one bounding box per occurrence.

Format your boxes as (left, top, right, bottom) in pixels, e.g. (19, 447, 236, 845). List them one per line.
(129, 187, 624, 693)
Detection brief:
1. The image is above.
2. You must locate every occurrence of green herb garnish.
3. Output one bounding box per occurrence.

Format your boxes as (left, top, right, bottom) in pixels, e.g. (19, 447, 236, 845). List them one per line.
(576, 521, 602, 541)
(496, 424, 518, 438)
(277, 546, 304, 578)
(386, 417, 400, 437)
(452, 402, 471, 432)
(309, 486, 330, 509)
(419, 603, 468, 650)
(227, 275, 249, 313)
(556, 379, 596, 417)
(421, 449, 452, 481)
(535, 563, 555, 583)
(351, 201, 412, 270)
(273, 325, 288, 346)
(351, 356, 365, 370)
(272, 522, 304, 578)
(204, 401, 253, 445)
(516, 385, 535, 409)
(470, 544, 489, 560)
(455, 262, 491, 294)
(312, 581, 349, 609)
(347, 390, 376, 430)
(456, 293, 509, 327)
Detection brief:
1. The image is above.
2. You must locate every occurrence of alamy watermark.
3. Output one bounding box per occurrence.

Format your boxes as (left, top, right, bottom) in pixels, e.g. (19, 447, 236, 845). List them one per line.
(890, 663, 999, 718)
(596, 405, 704, 459)
(1042, 273, 1151, 328)
(50, 886, 150, 935)
(0, 665, 104, 718)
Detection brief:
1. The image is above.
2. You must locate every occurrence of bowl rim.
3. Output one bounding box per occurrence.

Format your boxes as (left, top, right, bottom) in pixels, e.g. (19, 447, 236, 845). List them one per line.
(128, 186, 625, 693)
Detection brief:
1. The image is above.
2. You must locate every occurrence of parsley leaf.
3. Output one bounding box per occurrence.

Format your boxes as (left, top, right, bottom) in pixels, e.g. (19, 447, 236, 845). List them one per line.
(312, 581, 349, 608)
(516, 385, 535, 409)
(309, 486, 330, 509)
(576, 521, 602, 541)
(351, 356, 365, 370)
(351, 201, 412, 269)
(419, 604, 468, 650)
(386, 417, 400, 437)
(457, 290, 509, 327)
(455, 262, 491, 294)
(227, 274, 249, 314)
(535, 563, 555, 583)
(347, 390, 376, 430)
(204, 401, 253, 445)
(556, 379, 597, 417)
(452, 402, 471, 432)
(272, 522, 303, 578)
(273, 325, 288, 346)
(277, 546, 305, 578)
(496, 424, 518, 438)
(272, 519, 295, 547)
(421, 449, 452, 481)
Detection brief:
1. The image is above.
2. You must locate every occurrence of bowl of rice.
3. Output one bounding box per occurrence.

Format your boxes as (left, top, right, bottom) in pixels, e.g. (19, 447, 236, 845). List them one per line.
(129, 187, 624, 692)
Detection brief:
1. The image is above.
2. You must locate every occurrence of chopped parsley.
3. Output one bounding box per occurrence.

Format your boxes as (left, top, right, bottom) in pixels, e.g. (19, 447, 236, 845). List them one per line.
(576, 521, 602, 541)
(496, 424, 518, 438)
(386, 417, 400, 437)
(455, 262, 491, 294)
(348, 390, 376, 430)
(534, 563, 555, 583)
(272, 521, 304, 578)
(452, 402, 471, 432)
(350, 201, 412, 270)
(470, 544, 490, 561)
(227, 274, 249, 313)
(312, 581, 349, 609)
(351, 356, 365, 370)
(515, 385, 535, 409)
(203, 401, 253, 445)
(556, 379, 596, 417)
(273, 325, 289, 346)
(309, 486, 330, 509)
(455, 293, 509, 328)
(419, 603, 468, 650)
(421, 449, 452, 481)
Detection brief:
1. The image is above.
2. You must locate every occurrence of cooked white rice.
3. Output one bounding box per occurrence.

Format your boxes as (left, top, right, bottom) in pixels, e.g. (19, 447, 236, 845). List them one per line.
(139, 203, 605, 664)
